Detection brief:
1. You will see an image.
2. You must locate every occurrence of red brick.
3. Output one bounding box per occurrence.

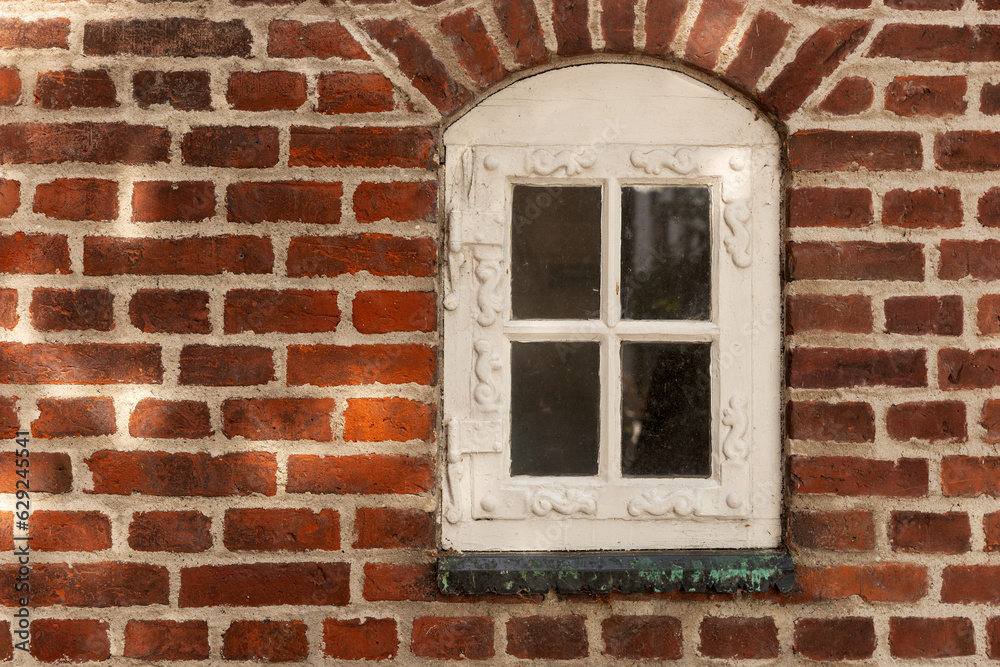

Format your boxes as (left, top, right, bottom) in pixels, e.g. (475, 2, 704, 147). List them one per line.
(788, 510, 875, 551)
(990, 617, 1000, 658)
(726, 11, 790, 90)
(790, 456, 928, 497)
(601, 0, 635, 52)
(939, 240, 1000, 280)
(84, 19, 251, 57)
(440, 9, 508, 86)
(0, 179, 18, 218)
(507, 616, 587, 660)
(133, 181, 215, 222)
(986, 513, 1000, 551)
(788, 347, 926, 388)
(0, 233, 69, 274)
(288, 344, 434, 386)
(788, 401, 875, 443)
(129, 290, 210, 334)
(0, 18, 69, 50)
(0, 452, 71, 493)
(85, 236, 273, 275)
(268, 20, 370, 60)
(30, 288, 114, 332)
(225, 508, 339, 551)
(181, 126, 279, 168)
(868, 24, 1000, 62)
(978, 187, 1000, 226)
(887, 0, 961, 7)
(345, 398, 434, 443)
(179, 345, 273, 386)
(937, 131, 1000, 171)
(792, 563, 928, 603)
(30, 511, 111, 551)
(789, 130, 922, 171)
(87, 450, 276, 496)
(788, 187, 872, 228)
(885, 295, 963, 335)
(685, 0, 745, 70)
(354, 507, 434, 549)
(0, 343, 161, 384)
(33, 178, 117, 222)
(762, 22, 871, 119)
(602, 616, 681, 660)
(0, 397, 17, 437)
(363, 563, 442, 602)
(287, 454, 434, 495)
(551, 0, 591, 56)
(133, 70, 211, 111)
(890, 511, 970, 554)
(412, 616, 494, 660)
(129, 398, 211, 439)
(362, 19, 471, 114)
(287, 234, 436, 278)
(353, 291, 436, 334)
(492, 0, 548, 66)
(699, 617, 778, 659)
(645, 0, 687, 55)
(227, 71, 306, 111)
(124, 620, 209, 661)
(984, 400, 1000, 442)
(794, 618, 875, 661)
(943, 566, 1000, 603)
(317, 73, 395, 114)
(32, 397, 115, 439)
(223, 620, 308, 662)
(795, 0, 868, 6)
(939, 349, 1000, 389)
(887, 401, 966, 442)
(290, 126, 436, 168)
(787, 295, 872, 333)
(128, 511, 212, 552)
(223, 398, 337, 442)
(0, 290, 13, 331)
(30, 620, 109, 663)
(324, 618, 398, 660)
(886, 76, 967, 117)
(884, 188, 962, 228)
(353, 182, 436, 224)
(889, 617, 975, 658)
(227, 181, 341, 224)
(942, 456, 1000, 496)
(1, 562, 169, 606)
(179, 562, 349, 607)
(982, 82, 1000, 114)
(0, 122, 169, 165)
(819, 77, 874, 115)
(789, 242, 924, 281)
(228, 290, 340, 335)
(35, 69, 117, 110)
(0, 68, 18, 106)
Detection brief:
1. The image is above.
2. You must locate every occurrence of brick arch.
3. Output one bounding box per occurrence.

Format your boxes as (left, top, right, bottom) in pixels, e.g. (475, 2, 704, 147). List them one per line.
(358, 1, 873, 123)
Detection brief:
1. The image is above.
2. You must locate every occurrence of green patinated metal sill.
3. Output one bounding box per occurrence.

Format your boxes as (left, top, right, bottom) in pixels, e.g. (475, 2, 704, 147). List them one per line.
(438, 550, 795, 595)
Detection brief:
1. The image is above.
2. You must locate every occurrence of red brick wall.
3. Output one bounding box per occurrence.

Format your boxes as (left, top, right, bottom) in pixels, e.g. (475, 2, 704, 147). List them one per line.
(1, 0, 998, 662)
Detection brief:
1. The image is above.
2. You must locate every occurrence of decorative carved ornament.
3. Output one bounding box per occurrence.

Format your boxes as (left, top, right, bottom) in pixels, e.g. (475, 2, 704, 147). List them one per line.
(630, 148, 697, 175)
(531, 489, 598, 517)
(527, 148, 597, 176)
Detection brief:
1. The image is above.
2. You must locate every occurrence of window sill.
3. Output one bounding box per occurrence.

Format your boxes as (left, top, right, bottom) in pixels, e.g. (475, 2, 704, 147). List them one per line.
(438, 550, 794, 595)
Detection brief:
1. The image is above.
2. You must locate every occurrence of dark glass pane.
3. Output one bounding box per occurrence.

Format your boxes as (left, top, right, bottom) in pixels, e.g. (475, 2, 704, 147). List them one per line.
(621, 342, 711, 477)
(511, 186, 602, 320)
(511, 341, 600, 476)
(621, 186, 711, 320)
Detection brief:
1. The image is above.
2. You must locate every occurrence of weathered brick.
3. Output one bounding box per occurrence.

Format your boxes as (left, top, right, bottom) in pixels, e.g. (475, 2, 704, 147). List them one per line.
(287, 454, 434, 494)
(0, 397, 17, 437)
(788, 401, 874, 443)
(0, 233, 69, 274)
(2, 562, 169, 606)
(493, 0, 547, 65)
(939, 349, 1000, 389)
(0, 18, 69, 50)
(0, 290, 14, 331)
(789, 242, 924, 281)
(983, 400, 1000, 443)
(788, 510, 876, 551)
(124, 620, 209, 661)
(129, 290, 210, 334)
(942, 566, 1000, 603)
(223, 620, 309, 662)
(30, 511, 111, 551)
(601, 0, 635, 52)
(33, 178, 117, 222)
(288, 344, 435, 386)
(939, 240, 1000, 280)
(324, 618, 398, 660)
(32, 396, 115, 439)
(788, 187, 872, 228)
(267, 20, 370, 60)
(819, 77, 874, 114)
(344, 398, 434, 443)
(129, 511, 212, 553)
(886, 76, 967, 117)
(890, 511, 970, 554)
(179, 562, 349, 607)
(289, 126, 436, 168)
(0, 452, 71, 493)
(990, 617, 1000, 658)
(789, 130, 922, 171)
(412, 616, 494, 660)
(602, 616, 682, 660)
(227, 181, 341, 224)
(794, 618, 876, 661)
(354, 507, 434, 549)
(181, 126, 279, 168)
(982, 82, 1000, 115)
(0, 180, 18, 218)
(986, 513, 1000, 551)
(868, 24, 1000, 62)
(699, 617, 778, 659)
(889, 617, 975, 658)
(887, 0, 962, 7)
(222, 398, 337, 441)
(87, 450, 276, 496)
(1, 122, 169, 165)
(85, 236, 273, 276)
(887, 401, 966, 442)
(508, 616, 588, 660)
(227, 71, 306, 111)
(84, 19, 252, 57)
(685, 0, 746, 70)
(36, 69, 117, 110)
(226, 289, 340, 334)
(129, 398, 211, 439)
(937, 131, 1000, 171)
(978, 187, 1000, 226)
(133, 71, 211, 111)
(179, 345, 273, 386)
(353, 291, 436, 334)
(0, 343, 162, 384)
(363, 563, 438, 602)
(287, 234, 435, 278)
(225, 508, 339, 551)
(30, 620, 109, 663)
(885, 295, 962, 335)
(883, 188, 962, 228)
(942, 456, 1000, 496)
(440, 9, 507, 86)
(790, 456, 928, 497)
(726, 11, 790, 90)
(787, 295, 872, 333)
(793, 563, 928, 603)
(788, 348, 926, 388)
(354, 181, 436, 224)
(0, 68, 18, 106)
(31, 288, 115, 332)
(645, 0, 688, 55)
(317, 73, 394, 114)
(552, 0, 591, 56)
(132, 181, 215, 222)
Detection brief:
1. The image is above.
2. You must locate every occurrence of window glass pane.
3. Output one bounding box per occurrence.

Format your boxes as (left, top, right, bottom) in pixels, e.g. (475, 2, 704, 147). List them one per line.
(511, 185, 602, 320)
(511, 341, 600, 476)
(622, 342, 711, 477)
(621, 186, 711, 320)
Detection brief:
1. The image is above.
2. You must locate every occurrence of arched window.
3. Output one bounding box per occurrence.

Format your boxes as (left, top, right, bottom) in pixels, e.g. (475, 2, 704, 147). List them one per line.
(442, 63, 781, 552)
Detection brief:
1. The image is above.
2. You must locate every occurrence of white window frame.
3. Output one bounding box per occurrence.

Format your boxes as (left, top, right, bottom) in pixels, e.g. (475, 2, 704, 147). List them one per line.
(441, 64, 781, 552)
